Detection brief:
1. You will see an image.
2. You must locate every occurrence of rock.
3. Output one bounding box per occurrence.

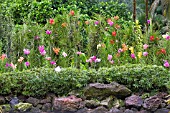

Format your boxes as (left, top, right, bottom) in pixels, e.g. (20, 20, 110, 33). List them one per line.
(160, 103, 166, 108)
(76, 107, 89, 113)
(26, 97, 40, 106)
(0, 106, 3, 113)
(88, 106, 108, 113)
(112, 98, 124, 108)
(119, 107, 126, 112)
(40, 97, 51, 104)
(14, 102, 32, 112)
(131, 108, 138, 112)
(155, 108, 170, 113)
(0, 96, 5, 104)
(143, 96, 162, 111)
(53, 95, 84, 112)
(124, 109, 135, 113)
(125, 95, 143, 108)
(156, 92, 168, 99)
(36, 104, 43, 109)
(85, 100, 100, 108)
(42, 103, 52, 112)
(107, 107, 123, 113)
(166, 104, 170, 109)
(10, 97, 19, 111)
(5, 94, 13, 102)
(0, 104, 11, 112)
(30, 107, 42, 113)
(18, 95, 27, 102)
(136, 110, 150, 113)
(100, 96, 114, 109)
(84, 82, 131, 100)
(10, 97, 19, 105)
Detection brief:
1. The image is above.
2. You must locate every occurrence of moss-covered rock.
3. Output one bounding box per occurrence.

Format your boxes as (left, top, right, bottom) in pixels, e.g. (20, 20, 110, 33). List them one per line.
(112, 98, 125, 108)
(14, 102, 32, 112)
(84, 82, 131, 100)
(0, 104, 11, 112)
(0, 106, 3, 113)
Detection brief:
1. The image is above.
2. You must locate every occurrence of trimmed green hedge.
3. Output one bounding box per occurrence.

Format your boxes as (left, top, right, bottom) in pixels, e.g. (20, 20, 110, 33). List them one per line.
(0, 64, 169, 96)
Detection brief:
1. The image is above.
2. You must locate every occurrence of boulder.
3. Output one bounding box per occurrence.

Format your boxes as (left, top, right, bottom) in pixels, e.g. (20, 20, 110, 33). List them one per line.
(100, 96, 114, 109)
(18, 95, 27, 102)
(14, 102, 32, 112)
(112, 98, 124, 108)
(10, 97, 19, 108)
(124, 109, 135, 113)
(88, 106, 108, 113)
(136, 110, 150, 113)
(30, 107, 42, 113)
(84, 82, 131, 100)
(0, 106, 2, 113)
(143, 96, 162, 111)
(40, 97, 51, 104)
(53, 95, 84, 112)
(0, 104, 11, 112)
(26, 97, 40, 106)
(125, 95, 143, 108)
(76, 107, 89, 113)
(0, 96, 5, 104)
(36, 104, 43, 109)
(107, 107, 123, 113)
(166, 104, 170, 109)
(131, 108, 138, 112)
(85, 100, 100, 108)
(41, 103, 52, 112)
(155, 108, 170, 113)
(156, 92, 168, 99)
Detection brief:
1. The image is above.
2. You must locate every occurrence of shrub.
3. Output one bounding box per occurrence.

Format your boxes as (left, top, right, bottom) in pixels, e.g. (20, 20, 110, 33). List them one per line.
(0, 64, 169, 96)
(0, 67, 90, 96)
(98, 64, 170, 91)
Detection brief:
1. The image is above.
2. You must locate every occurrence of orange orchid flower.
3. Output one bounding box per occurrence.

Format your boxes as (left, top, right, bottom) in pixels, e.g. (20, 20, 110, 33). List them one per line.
(122, 44, 128, 52)
(85, 21, 89, 25)
(114, 16, 119, 20)
(116, 53, 120, 57)
(53, 47, 60, 55)
(115, 24, 120, 29)
(110, 40, 114, 44)
(61, 22, 67, 27)
(0, 54, 7, 61)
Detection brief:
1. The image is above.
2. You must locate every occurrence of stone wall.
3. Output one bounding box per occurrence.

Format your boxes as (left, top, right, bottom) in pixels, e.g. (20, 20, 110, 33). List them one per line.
(0, 82, 170, 113)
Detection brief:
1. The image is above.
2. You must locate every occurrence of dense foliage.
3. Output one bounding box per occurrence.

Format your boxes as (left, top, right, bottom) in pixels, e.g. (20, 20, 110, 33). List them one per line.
(1, 0, 130, 24)
(0, 64, 169, 96)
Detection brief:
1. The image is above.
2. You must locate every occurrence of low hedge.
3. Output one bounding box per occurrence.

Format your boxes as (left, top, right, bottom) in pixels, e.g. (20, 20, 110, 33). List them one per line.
(0, 64, 169, 96)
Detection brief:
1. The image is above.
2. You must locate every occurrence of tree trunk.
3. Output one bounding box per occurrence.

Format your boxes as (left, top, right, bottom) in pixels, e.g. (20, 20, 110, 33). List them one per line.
(161, 0, 169, 19)
(150, 0, 160, 18)
(167, 0, 170, 20)
(133, 0, 136, 21)
(146, 0, 149, 29)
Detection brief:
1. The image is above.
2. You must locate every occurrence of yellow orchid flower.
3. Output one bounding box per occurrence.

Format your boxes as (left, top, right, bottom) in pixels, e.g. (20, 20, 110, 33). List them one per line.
(129, 47, 134, 53)
(138, 52, 142, 59)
